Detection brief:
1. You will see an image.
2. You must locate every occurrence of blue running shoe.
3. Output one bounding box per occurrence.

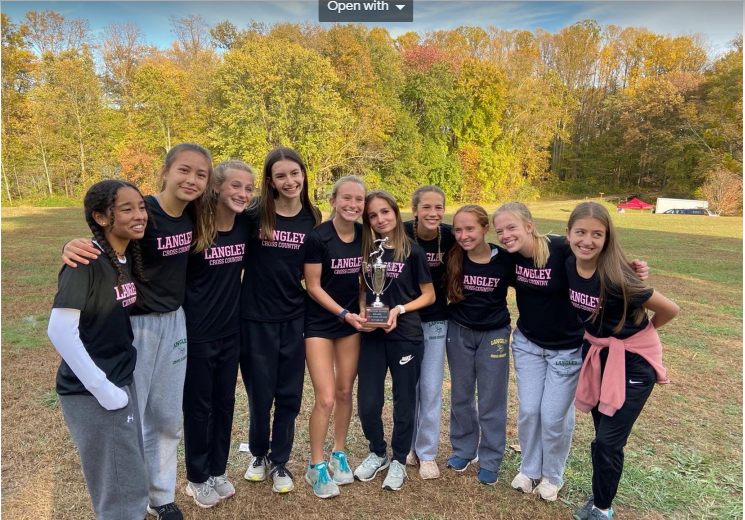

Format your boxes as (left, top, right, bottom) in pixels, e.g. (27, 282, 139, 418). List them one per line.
(329, 451, 354, 485)
(305, 461, 340, 499)
(446, 454, 478, 472)
(477, 468, 498, 485)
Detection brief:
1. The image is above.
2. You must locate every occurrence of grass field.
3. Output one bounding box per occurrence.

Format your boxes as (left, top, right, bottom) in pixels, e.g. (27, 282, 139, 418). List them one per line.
(1, 199, 742, 520)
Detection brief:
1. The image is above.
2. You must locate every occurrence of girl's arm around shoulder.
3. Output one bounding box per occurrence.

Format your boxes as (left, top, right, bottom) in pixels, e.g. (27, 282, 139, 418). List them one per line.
(644, 290, 680, 330)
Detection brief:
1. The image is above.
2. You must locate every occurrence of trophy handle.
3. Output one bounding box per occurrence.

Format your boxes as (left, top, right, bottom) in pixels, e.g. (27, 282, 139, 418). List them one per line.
(378, 276, 395, 297)
(361, 262, 375, 292)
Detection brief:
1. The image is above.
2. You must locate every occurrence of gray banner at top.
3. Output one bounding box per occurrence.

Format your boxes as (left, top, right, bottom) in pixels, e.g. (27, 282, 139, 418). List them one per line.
(319, 0, 413, 22)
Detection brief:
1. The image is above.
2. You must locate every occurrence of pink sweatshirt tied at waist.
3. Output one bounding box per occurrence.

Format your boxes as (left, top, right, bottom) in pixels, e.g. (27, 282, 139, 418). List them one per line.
(575, 321, 670, 417)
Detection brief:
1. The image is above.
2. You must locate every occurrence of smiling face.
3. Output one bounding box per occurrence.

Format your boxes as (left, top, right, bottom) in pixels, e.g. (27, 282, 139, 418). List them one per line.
(94, 186, 148, 242)
(217, 168, 255, 214)
(269, 159, 304, 202)
(413, 191, 445, 233)
(331, 181, 365, 223)
(366, 196, 397, 237)
(453, 210, 488, 251)
(494, 210, 533, 255)
(566, 217, 607, 264)
(162, 150, 210, 202)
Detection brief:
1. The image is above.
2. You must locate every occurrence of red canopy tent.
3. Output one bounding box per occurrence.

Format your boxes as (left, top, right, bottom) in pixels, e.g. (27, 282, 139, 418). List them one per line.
(616, 198, 654, 211)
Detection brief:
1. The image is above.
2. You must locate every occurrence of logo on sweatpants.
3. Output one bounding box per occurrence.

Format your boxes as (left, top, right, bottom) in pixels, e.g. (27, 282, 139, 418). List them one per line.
(556, 359, 580, 377)
(490, 337, 508, 359)
(399, 355, 414, 365)
(127, 414, 134, 423)
(172, 338, 187, 365)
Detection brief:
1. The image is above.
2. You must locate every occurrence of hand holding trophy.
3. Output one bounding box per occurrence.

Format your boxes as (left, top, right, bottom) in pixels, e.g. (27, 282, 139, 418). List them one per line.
(362, 237, 394, 328)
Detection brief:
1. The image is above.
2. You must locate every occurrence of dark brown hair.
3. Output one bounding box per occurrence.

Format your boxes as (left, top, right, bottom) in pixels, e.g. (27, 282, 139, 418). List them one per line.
(253, 146, 321, 240)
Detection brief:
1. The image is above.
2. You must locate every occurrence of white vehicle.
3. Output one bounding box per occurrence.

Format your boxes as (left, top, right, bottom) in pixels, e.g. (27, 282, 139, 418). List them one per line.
(655, 197, 709, 214)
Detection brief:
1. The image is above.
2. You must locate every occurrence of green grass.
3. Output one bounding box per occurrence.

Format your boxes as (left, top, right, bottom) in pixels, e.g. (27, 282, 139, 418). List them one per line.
(1, 202, 742, 520)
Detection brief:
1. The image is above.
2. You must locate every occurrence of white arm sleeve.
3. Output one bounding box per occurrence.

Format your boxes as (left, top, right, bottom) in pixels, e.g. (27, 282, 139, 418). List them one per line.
(47, 308, 128, 411)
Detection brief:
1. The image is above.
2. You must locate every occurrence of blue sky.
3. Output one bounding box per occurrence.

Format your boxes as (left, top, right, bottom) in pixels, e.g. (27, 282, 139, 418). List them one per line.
(2, 1, 742, 57)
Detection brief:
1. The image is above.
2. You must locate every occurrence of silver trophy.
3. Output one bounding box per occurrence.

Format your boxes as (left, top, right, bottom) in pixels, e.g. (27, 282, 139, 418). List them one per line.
(363, 237, 394, 326)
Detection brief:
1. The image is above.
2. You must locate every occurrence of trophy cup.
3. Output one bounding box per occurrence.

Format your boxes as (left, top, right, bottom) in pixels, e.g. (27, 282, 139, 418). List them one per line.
(363, 237, 394, 327)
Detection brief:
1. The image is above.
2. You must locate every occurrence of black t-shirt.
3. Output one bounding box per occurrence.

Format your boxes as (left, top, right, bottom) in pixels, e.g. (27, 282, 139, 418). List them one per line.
(404, 221, 456, 322)
(184, 212, 251, 343)
(448, 244, 514, 331)
(304, 221, 363, 338)
(363, 243, 433, 342)
(565, 256, 654, 339)
(240, 204, 319, 322)
(513, 235, 585, 350)
(53, 244, 138, 396)
(131, 195, 192, 315)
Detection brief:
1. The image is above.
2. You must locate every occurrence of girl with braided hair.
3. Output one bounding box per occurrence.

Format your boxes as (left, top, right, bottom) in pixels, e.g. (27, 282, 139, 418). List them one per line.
(48, 180, 149, 520)
(62, 143, 214, 520)
(402, 185, 455, 480)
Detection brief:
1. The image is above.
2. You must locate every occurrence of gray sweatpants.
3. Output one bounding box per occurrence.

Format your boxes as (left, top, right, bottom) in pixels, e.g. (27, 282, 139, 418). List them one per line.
(411, 320, 448, 460)
(512, 327, 582, 486)
(59, 383, 149, 520)
(446, 320, 511, 473)
(130, 309, 188, 507)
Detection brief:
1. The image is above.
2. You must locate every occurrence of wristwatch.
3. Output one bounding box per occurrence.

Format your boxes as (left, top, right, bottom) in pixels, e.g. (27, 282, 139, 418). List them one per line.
(339, 309, 350, 323)
(396, 304, 406, 315)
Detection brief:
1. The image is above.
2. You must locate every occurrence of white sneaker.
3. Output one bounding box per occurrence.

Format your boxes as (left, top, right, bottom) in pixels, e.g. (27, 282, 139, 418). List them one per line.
(184, 481, 220, 509)
(381, 460, 407, 491)
(353, 452, 390, 482)
(405, 450, 419, 466)
(533, 477, 562, 501)
(209, 473, 235, 499)
(511, 471, 538, 493)
(270, 463, 294, 493)
(244, 455, 268, 482)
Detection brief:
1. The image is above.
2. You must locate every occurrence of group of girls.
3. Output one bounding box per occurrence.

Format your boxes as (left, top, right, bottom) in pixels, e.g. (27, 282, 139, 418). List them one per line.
(49, 142, 678, 520)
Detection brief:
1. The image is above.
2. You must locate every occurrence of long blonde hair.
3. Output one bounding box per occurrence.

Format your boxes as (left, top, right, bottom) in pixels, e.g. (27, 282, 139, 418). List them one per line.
(493, 202, 550, 268)
(567, 202, 649, 334)
(362, 190, 411, 263)
(446, 205, 489, 304)
(328, 175, 366, 220)
(195, 160, 256, 253)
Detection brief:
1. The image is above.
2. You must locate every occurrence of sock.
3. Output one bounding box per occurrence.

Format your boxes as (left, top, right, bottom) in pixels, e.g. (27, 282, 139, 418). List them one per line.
(592, 505, 612, 517)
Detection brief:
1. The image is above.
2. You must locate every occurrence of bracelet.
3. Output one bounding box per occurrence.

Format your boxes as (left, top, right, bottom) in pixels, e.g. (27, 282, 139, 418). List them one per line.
(396, 304, 406, 315)
(338, 309, 349, 323)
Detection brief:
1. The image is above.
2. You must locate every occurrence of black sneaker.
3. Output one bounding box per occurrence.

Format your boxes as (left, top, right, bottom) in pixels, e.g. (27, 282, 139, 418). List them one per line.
(573, 496, 595, 520)
(147, 502, 183, 520)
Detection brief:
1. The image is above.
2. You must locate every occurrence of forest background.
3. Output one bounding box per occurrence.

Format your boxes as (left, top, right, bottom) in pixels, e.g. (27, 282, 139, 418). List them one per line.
(1, 10, 742, 213)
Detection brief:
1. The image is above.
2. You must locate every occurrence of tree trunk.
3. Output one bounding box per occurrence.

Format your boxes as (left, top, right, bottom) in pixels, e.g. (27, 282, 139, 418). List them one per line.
(2, 161, 12, 202)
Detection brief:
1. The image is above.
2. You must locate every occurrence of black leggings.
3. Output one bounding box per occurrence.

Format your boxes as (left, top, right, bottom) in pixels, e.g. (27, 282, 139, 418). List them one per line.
(239, 317, 305, 465)
(587, 347, 656, 509)
(357, 336, 423, 464)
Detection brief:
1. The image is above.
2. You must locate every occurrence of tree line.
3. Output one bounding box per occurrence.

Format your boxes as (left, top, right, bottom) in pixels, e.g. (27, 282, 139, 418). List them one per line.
(1, 12, 742, 210)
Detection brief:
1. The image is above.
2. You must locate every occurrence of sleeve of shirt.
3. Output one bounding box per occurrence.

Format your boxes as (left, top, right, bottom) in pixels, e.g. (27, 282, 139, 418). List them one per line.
(52, 264, 92, 311)
(412, 246, 433, 284)
(304, 229, 325, 264)
(47, 308, 128, 410)
(630, 286, 655, 308)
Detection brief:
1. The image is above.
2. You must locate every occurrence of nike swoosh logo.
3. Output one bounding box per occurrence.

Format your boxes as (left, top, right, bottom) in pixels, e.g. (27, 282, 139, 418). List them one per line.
(628, 379, 643, 384)
(399, 355, 414, 365)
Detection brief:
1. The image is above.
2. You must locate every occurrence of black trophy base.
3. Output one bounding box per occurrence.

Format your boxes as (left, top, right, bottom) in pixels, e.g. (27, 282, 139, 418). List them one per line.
(364, 305, 390, 328)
